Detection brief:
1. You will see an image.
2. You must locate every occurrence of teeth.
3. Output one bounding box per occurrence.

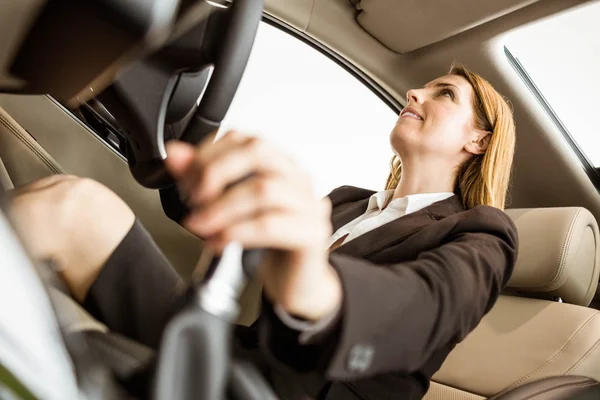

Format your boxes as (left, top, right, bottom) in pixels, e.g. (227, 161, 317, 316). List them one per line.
(403, 111, 421, 119)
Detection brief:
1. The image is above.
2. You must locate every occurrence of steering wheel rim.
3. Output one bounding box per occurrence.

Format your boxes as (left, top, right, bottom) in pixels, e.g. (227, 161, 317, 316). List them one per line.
(180, 0, 264, 145)
(94, 0, 263, 189)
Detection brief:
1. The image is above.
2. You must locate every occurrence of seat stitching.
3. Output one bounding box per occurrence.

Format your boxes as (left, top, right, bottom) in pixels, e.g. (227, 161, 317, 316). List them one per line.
(428, 380, 486, 399)
(0, 112, 62, 174)
(0, 113, 62, 174)
(503, 312, 600, 391)
(510, 209, 581, 291)
(550, 209, 581, 288)
(565, 335, 600, 375)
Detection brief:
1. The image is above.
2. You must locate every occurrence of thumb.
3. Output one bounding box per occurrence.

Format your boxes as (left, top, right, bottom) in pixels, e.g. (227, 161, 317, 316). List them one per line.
(165, 141, 196, 179)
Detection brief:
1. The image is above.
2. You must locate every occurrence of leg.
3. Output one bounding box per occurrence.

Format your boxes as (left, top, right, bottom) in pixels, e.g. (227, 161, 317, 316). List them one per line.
(9, 175, 135, 303)
(83, 218, 185, 348)
(9, 175, 183, 348)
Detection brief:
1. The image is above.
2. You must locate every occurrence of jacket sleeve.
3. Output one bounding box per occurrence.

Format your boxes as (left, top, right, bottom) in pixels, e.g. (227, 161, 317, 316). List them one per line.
(258, 206, 518, 380)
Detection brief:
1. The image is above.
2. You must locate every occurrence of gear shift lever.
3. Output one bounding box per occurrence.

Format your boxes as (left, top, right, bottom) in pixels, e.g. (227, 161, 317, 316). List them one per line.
(151, 241, 276, 400)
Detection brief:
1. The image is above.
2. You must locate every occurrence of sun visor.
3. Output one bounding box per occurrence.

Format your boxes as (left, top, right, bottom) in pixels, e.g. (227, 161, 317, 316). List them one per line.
(352, 0, 540, 53)
(0, 0, 212, 108)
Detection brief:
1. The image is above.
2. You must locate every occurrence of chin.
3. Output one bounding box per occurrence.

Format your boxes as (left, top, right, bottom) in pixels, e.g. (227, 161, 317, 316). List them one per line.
(390, 127, 416, 151)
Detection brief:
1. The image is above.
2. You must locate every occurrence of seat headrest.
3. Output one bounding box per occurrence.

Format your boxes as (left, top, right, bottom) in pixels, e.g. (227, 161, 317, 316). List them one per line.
(505, 207, 600, 306)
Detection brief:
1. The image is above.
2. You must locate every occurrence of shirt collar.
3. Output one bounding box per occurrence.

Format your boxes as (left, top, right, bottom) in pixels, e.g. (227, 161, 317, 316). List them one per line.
(366, 190, 455, 214)
(366, 190, 394, 212)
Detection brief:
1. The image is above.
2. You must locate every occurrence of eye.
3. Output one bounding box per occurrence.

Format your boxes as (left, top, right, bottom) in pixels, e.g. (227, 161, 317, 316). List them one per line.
(440, 88, 454, 99)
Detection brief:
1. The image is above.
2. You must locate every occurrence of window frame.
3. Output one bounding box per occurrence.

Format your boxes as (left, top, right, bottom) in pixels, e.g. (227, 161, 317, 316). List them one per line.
(262, 14, 402, 115)
(504, 46, 600, 189)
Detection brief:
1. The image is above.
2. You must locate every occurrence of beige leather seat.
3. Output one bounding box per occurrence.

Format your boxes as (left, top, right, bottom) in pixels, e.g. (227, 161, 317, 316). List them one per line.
(425, 207, 600, 399)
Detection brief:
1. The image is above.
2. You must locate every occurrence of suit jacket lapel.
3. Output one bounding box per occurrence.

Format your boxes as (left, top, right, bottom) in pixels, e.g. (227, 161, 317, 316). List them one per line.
(326, 186, 465, 259)
(328, 186, 375, 232)
(333, 207, 433, 258)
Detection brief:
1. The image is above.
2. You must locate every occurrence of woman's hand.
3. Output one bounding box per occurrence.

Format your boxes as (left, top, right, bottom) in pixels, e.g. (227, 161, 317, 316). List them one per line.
(165, 131, 342, 321)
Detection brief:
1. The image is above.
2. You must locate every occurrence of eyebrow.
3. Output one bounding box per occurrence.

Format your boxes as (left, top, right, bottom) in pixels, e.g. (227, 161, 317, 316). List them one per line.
(423, 82, 462, 95)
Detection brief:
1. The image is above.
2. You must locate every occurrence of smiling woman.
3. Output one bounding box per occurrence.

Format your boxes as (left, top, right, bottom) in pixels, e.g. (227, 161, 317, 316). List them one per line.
(387, 64, 515, 210)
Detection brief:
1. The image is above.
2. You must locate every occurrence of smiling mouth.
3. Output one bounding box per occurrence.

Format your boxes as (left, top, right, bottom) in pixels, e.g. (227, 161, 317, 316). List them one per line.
(399, 107, 423, 121)
(400, 111, 422, 120)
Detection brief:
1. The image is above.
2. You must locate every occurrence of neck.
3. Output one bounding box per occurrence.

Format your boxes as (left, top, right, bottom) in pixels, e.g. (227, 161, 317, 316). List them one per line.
(392, 159, 456, 200)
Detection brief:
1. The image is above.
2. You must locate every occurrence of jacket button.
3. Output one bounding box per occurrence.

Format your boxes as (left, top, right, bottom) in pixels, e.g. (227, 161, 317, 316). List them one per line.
(347, 344, 374, 373)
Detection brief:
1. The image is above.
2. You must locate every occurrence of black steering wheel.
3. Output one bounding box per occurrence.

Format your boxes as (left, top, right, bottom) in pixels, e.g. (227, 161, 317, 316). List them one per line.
(96, 0, 263, 190)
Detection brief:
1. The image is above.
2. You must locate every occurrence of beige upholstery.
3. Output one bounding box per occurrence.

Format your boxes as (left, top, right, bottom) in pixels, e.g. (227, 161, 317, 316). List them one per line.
(352, 0, 541, 53)
(429, 207, 600, 398)
(424, 382, 485, 400)
(0, 105, 64, 186)
(431, 296, 600, 398)
(0, 155, 13, 189)
(505, 208, 600, 306)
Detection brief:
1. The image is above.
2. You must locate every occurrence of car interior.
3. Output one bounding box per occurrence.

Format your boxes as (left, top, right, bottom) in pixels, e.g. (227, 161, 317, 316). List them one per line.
(1, 0, 600, 399)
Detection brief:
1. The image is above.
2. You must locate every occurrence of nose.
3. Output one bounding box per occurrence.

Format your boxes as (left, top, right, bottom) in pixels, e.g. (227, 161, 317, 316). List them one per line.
(406, 88, 423, 104)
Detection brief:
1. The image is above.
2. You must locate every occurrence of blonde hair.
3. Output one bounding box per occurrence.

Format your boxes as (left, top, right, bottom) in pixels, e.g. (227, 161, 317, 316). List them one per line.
(384, 63, 516, 210)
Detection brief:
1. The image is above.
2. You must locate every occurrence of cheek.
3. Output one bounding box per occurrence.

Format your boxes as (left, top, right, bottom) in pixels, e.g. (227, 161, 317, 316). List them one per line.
(421, 112, 472, 153)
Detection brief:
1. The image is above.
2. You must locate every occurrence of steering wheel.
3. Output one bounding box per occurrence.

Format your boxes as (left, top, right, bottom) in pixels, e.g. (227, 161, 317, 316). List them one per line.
(96, 0, 264, 190)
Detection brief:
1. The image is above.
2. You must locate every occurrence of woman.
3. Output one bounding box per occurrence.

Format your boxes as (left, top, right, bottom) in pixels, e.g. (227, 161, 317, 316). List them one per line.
(9, 64, 517, 399)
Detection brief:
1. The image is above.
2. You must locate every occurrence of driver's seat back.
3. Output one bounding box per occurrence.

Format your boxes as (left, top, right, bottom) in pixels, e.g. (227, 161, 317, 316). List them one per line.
(425, 206, 600, 399)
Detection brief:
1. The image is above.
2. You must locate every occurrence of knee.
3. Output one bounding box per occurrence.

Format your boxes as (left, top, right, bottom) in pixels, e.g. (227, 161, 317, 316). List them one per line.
(10, 175, 136, 302)
(59, 176, 134, 227)
(10, 174, 135, 263)
(53, 177, 136, 259)
(11, 175, 133, 233)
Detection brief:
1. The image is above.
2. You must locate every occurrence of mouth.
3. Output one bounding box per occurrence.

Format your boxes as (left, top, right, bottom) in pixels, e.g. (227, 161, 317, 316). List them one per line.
(399, 107, 423, 121)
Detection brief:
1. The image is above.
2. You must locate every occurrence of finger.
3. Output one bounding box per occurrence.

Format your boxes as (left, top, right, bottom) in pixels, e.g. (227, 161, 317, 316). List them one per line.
(171, 131, 254, 202)
(184, 136, 302, 206)
(193, 130, 248, 168)
(165, 130, 219, 178)
(182, 177, 307, 236)
(193, 211, 327, 252)
(179, 131, 249, 183)
(164, 141, 197, 179)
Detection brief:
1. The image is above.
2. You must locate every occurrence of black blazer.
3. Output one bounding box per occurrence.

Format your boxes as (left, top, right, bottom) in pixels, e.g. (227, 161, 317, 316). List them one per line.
(252, 185, 519, 400)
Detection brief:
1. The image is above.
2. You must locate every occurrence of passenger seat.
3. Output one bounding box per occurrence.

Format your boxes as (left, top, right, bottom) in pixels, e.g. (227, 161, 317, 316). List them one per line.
(425, 207, 600, 399)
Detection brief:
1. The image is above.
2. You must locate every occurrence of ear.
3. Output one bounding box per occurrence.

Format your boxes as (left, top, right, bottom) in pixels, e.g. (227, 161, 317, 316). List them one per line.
(464, 130, 491, 155)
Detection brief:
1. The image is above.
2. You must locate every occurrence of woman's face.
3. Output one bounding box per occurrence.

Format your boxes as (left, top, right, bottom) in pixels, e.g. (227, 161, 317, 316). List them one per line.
(390, 74, 489, 166)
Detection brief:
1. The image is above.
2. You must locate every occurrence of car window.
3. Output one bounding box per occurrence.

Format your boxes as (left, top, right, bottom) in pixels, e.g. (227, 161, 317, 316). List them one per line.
(505, 2, 600, 170)
(218, 22, 399, 198)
